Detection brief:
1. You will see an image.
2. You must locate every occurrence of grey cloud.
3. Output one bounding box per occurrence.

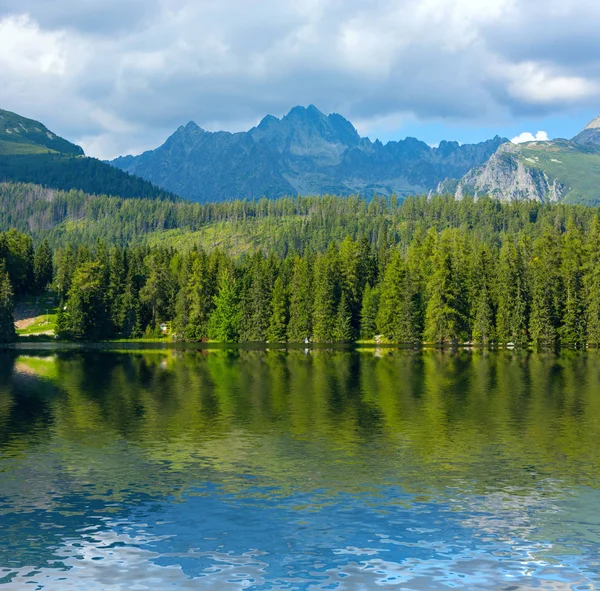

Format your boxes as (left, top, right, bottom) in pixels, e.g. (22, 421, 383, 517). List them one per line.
(1, 0, 599, 159)
(1, 0, 160, 34)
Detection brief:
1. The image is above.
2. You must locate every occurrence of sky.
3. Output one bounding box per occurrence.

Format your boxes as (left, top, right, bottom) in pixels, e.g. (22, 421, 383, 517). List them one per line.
(1, 0, 599, 160)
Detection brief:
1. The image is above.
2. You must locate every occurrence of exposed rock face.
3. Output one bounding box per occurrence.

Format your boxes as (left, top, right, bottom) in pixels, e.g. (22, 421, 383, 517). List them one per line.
(110, 105, 506, 202)
(572, 115, 600, 147)
(452, 143, 566, 203)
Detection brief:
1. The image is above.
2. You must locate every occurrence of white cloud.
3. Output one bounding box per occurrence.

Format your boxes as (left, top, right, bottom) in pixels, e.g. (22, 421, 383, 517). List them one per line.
(511, 131, 550, 144)
(0, 0, 599, 159)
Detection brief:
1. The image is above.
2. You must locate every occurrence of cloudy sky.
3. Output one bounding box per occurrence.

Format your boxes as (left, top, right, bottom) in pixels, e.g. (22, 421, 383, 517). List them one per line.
(1, 0, 599, 159)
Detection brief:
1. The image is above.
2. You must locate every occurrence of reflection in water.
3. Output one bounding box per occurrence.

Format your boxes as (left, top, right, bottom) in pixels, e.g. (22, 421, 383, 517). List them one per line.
(1, 348, 600, 589)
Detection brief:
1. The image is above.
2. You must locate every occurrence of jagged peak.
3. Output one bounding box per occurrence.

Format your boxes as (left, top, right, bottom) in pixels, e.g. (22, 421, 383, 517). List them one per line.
(257, 114, 279, 128)
(583, 115, 600, 130)
(284, 104, 326, 121)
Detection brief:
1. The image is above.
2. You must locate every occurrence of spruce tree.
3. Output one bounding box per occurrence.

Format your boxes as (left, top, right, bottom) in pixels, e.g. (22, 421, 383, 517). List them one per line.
(496, 239, 529, 345)
(62, 261, 110, 340)
(287, 254, 313, 342)
(312, 248, 340, 342)
(360, 284, 379, 340)
(268, 276, 289, 342)
(209, 268, 240, 342)
(376, 250, 420, 343)
(586, 218, 600, 346)
(33, 239, 53, 293)
(0, 265, 16, 343)
(334, 291, 353, 342)
(529, 229, 563, 349)
(423, 231, 467, 344)
(560, 221, 586, 348)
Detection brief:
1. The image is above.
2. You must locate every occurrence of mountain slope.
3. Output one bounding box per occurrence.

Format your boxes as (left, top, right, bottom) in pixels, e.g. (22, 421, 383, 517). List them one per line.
(572, 115, 600, 147)
(111, 105, 507, 202)
(0, 109, 83, 156)
(445, 116, 600, 206)
(0, 108, 176, 200)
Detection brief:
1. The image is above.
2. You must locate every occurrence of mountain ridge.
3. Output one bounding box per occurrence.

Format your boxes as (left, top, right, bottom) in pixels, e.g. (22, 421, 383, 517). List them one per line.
(110, 105, 508, 202)
(444, 119, 600, 205)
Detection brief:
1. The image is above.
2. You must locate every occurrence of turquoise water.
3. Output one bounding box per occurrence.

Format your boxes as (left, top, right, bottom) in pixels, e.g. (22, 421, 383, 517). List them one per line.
(1, 348, 599, 589)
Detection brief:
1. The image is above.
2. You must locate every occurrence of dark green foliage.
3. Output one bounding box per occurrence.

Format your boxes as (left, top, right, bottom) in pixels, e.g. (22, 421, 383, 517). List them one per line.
(0, 155, 176, 200)
(376, 251, 420, 343)
(424, 231, 469, 344)
(287, 255, 313, 342)
(312, 248, 340, 343)
(6, 193, 600, 347)
(33, 239, 53, 293)
(0, 263, 15, 343)
(268, 277, 289, 342)
(360, 284, 379, 340)
(529, 229, 563, 349)
(209, 268, 240, 342)
(496, 239, 529, 345)
(560, 221, 586, 348)
(59, 261, 110, 340)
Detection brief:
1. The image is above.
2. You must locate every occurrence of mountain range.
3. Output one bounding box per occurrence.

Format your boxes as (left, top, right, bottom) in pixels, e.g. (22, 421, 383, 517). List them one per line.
(3, 105, 600, 206)
(110, 105, 507, 202)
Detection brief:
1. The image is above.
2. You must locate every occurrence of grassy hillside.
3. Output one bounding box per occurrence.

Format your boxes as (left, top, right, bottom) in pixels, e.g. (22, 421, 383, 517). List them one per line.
(0, 108, 83, 156)
(518, 141, 600, 205)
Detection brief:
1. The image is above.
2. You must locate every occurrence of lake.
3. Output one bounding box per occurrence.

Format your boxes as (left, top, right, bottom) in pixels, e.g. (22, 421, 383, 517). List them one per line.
(1, 347, 599, 589)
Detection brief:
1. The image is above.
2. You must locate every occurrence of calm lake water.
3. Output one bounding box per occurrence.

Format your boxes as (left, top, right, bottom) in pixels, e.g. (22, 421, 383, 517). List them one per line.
(1, 347, 599, 590)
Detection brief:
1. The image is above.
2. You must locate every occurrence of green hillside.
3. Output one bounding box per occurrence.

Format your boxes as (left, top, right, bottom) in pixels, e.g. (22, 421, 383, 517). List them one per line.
(0, 108, 83, 155)
(518, 140, 600, 205)
(0, 108, 177, 200)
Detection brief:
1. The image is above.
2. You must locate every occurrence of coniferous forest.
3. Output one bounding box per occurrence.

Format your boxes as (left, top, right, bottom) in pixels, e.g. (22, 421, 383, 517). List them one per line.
(2, 183, 600, 347)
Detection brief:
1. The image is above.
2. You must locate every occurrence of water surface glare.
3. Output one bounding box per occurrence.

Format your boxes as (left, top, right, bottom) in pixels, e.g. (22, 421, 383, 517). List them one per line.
(1, 348, 599, 589)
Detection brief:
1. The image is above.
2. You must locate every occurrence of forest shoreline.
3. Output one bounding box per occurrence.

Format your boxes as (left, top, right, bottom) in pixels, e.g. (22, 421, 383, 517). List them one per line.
(2, 338, 591, 352)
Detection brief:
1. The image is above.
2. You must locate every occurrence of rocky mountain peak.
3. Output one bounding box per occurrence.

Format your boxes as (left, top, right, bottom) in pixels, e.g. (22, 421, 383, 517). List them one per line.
(572, 115, 600, 146)
(584, 115, 600, 130)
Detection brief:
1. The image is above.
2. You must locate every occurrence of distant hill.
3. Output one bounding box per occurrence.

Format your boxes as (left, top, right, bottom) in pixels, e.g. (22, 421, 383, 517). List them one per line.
(443, 117, 600, 206)
(110, 105, 507, 202)
(0, 108, 84, 156)
(0, 108, 176, 200)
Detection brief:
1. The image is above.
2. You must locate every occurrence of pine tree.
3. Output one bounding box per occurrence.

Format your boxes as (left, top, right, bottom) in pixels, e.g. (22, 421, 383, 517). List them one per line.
(529, 229, 563, 349)
(287, 254, 313, 342)
(586, 218, 600, 346)
(423, 231, 467, 344)
(33, 239, 53, 293)
(376, 250, 420, 343)
(184, 252, 214, 340)
(268, 276, 289, 342)
(209, 268, 240, 342)
(360, 283, 379, 340)
(560, 221, 586, 348)
(334, 291, 353, 342)
(470, 244, 496, 344)
(496, 238, 529, 345)
(62, 261, 110, 340)
(472, 284, 495, 344)
(0, 265, 16, 343)
(239, 253, 272, 342)
(312, 248, 340, 342)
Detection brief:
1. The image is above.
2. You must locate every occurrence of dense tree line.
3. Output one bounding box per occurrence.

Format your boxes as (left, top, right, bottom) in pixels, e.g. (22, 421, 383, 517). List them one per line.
(0, 156, 176, 201)
(4, 187, 600, 348)
(48, 220, 600, 348)
(0, 230, 53, 342)
(1, 182, 598, 255)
